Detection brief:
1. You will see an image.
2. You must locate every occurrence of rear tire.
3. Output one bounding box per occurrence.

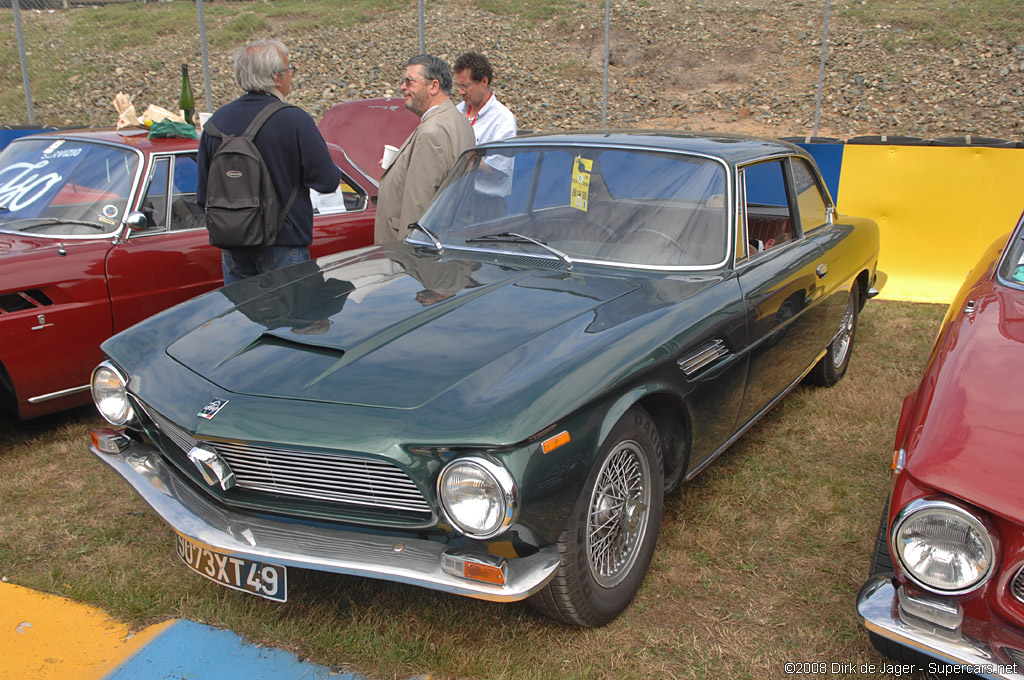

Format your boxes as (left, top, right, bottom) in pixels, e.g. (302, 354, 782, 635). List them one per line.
(529, 406, 664, 626)
(806, 285, 859, 387)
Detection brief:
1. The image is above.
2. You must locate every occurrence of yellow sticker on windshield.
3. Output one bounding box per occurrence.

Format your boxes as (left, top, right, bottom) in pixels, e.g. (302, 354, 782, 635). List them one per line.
(570, 156, 592, 212)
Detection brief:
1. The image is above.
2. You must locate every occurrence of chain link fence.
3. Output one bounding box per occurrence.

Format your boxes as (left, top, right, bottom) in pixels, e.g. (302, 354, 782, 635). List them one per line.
(3, 0, 1023, 141)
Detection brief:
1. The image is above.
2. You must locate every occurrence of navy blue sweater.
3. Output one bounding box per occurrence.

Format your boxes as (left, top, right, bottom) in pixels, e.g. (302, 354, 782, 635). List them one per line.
(197, 92, 341, 247)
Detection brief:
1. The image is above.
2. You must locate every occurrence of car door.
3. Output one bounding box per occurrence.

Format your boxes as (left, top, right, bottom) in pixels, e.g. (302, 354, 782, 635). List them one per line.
(791, 156, 852, 335)
(735, 157, 833, 426)
(105, 152, 222, 332)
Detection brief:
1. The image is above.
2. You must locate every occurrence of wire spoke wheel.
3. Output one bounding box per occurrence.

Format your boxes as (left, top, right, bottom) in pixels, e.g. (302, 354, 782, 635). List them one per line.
(528, 407, 663, 626)
(586, 439, 652, 588)
(831, 293, 856, 369)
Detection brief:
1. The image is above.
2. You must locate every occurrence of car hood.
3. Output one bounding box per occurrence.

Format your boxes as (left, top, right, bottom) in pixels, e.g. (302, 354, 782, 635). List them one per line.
(906, 277, 1024, 523)
(167, 248, 643, 409)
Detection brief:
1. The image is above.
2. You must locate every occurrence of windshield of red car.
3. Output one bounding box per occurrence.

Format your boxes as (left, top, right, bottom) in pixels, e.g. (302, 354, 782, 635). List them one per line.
(417, 145, 729, 269)
(0, 138, 140, 236)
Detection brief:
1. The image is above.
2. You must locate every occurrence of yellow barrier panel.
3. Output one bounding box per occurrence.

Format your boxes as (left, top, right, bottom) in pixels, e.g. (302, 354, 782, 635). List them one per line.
(837, 145, 1024, 304)
(0, 581, 173, 680)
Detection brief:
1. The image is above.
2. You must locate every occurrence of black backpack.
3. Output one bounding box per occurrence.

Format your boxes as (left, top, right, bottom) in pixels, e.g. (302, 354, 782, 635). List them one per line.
(202, 100, 299, 249)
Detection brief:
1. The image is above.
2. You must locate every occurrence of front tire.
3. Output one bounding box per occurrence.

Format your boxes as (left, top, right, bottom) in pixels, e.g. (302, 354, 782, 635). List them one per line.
(806, 285, 859, 387)
(529, 407, 664, 627)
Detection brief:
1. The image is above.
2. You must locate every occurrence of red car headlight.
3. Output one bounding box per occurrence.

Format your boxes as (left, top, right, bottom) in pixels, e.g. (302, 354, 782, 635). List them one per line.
(892, 498, 995, 594)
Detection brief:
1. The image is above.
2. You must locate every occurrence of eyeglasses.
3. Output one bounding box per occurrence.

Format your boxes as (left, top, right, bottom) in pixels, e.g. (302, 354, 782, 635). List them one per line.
(275, 65, 296, 77)
(401, 76, 426, 87)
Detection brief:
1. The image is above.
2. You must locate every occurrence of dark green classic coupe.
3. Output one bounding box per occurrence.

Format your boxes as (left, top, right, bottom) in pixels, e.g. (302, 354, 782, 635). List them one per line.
(89, 131, 881, 626)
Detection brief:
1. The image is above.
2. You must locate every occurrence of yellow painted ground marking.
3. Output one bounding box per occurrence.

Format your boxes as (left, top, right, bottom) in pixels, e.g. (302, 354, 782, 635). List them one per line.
(0, 581, 174, 680)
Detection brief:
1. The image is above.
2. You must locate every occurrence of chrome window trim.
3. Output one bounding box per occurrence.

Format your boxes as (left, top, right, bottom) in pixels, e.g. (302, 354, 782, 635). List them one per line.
(313, 166, 371, 216)
(125, 151, 208, 238)
(994, 212, 1024, 291)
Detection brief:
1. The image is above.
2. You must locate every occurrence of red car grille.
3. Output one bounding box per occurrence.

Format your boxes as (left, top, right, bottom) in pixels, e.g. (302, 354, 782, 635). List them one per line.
(1013, 566, 1024, 605)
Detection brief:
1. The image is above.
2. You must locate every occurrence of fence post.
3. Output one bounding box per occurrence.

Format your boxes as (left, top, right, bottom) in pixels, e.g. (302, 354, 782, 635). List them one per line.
(601, 0, 609, 130)
(196, 0, 214, 113)
(813, 0, 832, 137)
(418, 0, 425, 54)
(13, 0, 35, 125)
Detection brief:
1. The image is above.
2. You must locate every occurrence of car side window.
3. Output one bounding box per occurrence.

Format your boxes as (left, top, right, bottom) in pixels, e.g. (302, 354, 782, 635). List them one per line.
(742, 160, 795, 256)
(169, 154, 204, 230)
(792, 158, 829, 234)
(312, 169, 367, 215)
(140, 156, 170, 229)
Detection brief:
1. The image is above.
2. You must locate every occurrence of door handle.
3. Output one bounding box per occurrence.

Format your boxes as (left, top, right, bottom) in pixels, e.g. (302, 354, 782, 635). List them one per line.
(815, 264, 829, 279)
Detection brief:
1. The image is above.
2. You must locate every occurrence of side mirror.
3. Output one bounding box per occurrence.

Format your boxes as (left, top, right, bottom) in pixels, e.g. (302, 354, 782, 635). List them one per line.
(124, 211, 149, 231)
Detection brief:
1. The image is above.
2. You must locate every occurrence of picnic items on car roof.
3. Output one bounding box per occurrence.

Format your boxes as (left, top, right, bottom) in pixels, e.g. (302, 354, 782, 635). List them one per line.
(112, 91, 188, 131)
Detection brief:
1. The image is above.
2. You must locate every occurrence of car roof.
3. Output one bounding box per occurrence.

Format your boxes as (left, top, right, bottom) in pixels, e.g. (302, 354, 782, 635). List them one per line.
(486, 129, 805, 166)
(17, 127, 199, 153)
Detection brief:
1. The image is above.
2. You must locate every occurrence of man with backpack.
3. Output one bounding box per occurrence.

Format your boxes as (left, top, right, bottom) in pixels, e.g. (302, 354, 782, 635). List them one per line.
(197, 38, 342, 284)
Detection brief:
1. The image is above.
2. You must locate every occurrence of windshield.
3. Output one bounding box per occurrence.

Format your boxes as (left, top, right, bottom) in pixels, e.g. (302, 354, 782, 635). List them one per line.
(416, 145, 729, 268)
(0, 138, 140, 236)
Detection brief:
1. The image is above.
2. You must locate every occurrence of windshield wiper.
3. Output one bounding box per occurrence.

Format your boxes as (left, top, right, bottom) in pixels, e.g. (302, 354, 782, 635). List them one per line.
(10, 217, 110, 232)
(408, 221, 443, 253)
(465, 232, 573, 271)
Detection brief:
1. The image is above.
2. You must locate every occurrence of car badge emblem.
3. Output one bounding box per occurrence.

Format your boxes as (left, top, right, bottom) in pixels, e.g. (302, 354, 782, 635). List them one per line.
(198, 399, 229, 420)
(187, 444, 236, 490)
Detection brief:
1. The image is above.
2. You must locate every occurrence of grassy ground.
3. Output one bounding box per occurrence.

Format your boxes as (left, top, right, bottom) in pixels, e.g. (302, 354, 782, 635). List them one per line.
(0, 298, 948, 679)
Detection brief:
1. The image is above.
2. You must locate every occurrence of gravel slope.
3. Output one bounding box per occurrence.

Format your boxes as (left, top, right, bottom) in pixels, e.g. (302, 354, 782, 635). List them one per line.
(18, 0, 1024, 142)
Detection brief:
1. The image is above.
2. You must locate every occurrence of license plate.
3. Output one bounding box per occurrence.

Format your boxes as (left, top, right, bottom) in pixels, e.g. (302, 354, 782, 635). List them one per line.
(175, 534, 287, 602)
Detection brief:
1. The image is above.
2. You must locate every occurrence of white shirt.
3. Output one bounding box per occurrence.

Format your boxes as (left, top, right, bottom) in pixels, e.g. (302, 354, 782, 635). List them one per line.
(458, 94, 517, 196)
(456, 93, 517, 144)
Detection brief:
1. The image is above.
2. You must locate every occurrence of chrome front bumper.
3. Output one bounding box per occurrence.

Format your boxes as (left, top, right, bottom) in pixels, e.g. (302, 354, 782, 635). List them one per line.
(90, 437, 560, 602)
(858, 576, 1024, 679)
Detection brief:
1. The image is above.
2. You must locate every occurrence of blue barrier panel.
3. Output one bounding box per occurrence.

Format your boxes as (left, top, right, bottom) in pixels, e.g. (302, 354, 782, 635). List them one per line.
(0, 126, 56, 149)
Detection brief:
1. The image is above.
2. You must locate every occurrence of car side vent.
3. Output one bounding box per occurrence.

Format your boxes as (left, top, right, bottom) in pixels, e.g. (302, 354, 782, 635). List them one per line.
(0, 290, 53, 314)
(677, 339, 728, 376)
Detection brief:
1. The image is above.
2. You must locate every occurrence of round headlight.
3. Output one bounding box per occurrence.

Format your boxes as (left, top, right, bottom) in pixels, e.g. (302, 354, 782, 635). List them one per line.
(437, 458, 516, 538)
(892, 499, 994, 594)
(91, 362, 134, 425)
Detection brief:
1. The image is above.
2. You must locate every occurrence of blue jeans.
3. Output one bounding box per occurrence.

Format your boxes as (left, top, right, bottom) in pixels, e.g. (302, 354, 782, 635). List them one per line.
(221, 246, 310, 285)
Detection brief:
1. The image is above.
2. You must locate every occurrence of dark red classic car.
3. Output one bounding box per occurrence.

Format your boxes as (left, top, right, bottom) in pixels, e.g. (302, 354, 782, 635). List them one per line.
(858, 211, 1024, 679)
(0, 98, 417, 419)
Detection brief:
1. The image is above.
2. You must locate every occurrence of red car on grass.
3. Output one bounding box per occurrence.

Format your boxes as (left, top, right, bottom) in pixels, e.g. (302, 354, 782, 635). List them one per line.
(0, 98, 416, 419)
(858, 210, 1024, 679)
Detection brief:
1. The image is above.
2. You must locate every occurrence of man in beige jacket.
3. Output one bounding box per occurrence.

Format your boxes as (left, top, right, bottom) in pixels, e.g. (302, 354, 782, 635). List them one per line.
(374, 54, 475, 244)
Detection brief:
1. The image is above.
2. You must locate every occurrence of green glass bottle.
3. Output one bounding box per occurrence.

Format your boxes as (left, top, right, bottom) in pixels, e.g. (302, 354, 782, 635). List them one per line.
(179, 63, 196, 127)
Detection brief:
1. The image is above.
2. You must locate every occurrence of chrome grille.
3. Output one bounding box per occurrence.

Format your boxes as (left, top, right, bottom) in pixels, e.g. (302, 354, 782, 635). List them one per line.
(1003, 646, 1024, 670)
(1012, 565, 1024, 604)
(141, 403, 430, 514)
